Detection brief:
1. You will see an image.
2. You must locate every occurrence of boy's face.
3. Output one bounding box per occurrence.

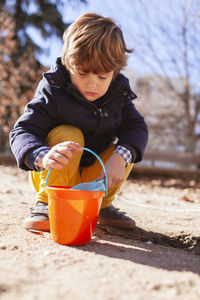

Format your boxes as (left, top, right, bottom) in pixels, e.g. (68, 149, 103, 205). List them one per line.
(69, 68, 114, 101)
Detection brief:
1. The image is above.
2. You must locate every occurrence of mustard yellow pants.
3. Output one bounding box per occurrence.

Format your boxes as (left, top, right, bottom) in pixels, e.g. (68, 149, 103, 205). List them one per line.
(29, 125, 133, 208)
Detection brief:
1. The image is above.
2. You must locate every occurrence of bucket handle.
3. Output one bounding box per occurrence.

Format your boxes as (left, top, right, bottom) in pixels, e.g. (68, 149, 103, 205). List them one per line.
(44, 147, 108, 196)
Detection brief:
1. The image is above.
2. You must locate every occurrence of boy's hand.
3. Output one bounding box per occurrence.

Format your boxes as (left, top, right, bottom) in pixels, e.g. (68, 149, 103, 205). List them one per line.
(96, 153, 126, 189)
(38, 141, 82, 170)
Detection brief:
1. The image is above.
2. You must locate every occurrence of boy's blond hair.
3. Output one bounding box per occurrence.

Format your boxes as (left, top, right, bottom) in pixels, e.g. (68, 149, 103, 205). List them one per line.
(61, 13, 133, 76)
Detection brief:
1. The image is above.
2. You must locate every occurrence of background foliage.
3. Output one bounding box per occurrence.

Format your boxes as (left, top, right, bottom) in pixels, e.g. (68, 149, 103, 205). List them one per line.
(0, 0, 85, 150)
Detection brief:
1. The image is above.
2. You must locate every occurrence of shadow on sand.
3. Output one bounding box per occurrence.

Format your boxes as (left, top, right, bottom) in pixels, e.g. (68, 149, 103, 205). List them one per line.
(76, 225, 200, 275)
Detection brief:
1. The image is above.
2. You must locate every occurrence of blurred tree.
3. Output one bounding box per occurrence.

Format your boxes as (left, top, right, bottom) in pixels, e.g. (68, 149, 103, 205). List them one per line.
(0, 10, 47, 150)
(0, 0, 86, 59)
(129, 0, 200, 153)
(0, 0, 87, 151)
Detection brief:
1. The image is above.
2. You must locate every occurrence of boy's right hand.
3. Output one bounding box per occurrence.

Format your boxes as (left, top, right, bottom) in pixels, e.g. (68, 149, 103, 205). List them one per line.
(38, 141, 82, 170)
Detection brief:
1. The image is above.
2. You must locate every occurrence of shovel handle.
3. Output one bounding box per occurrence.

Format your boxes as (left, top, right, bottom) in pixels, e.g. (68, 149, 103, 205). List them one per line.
(44, 147, 108, 196)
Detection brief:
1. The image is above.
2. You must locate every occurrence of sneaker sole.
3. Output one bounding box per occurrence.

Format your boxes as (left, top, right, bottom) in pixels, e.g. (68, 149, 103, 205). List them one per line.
(24, 219, 50, 232)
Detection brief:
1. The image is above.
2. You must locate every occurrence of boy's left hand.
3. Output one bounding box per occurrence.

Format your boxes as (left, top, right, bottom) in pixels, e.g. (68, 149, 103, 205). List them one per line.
(96, 153, 126, 189)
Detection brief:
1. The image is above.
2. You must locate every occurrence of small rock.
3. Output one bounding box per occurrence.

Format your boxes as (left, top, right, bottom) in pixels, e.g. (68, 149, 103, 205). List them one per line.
(146, 241, 152, 245)
(11, 245, 19, 250)
(0, 246, 7, 250)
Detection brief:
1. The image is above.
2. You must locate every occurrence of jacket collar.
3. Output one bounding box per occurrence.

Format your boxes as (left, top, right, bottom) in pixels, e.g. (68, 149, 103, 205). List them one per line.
(43, 57, 137, 102)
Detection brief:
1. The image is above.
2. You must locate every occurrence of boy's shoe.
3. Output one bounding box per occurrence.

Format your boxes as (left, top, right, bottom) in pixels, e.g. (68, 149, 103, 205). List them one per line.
(24, 203, 135, 231)
(23, 201, 50, 232)
(98, 205, 136, 229)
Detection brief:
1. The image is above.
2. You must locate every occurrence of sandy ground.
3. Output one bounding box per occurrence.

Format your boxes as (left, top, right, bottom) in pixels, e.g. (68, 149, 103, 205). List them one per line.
(0, 165, 200, 300)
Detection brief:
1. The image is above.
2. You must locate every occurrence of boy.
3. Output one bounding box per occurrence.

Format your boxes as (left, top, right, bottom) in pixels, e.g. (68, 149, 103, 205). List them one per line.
(10, 13, 148, 231)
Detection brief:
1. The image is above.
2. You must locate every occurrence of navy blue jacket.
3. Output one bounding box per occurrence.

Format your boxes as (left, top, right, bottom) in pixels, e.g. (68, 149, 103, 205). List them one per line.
(10, 58, 148, 171)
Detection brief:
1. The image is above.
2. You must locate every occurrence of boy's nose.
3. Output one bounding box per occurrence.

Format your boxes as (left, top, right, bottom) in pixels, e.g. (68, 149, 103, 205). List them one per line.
(86, 78, 97, 90)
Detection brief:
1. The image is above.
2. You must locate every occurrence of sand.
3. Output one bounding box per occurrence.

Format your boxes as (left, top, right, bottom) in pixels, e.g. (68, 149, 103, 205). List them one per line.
(0, 165, 200, 300)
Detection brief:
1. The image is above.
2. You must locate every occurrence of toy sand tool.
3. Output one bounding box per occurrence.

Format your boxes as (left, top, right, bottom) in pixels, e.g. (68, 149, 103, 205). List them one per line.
(45, 147, 108, 245)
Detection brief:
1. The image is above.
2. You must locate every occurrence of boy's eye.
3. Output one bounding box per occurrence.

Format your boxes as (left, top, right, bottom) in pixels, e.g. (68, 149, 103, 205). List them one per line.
(78, 72, 87, 76)
(98, 75, 107, 80)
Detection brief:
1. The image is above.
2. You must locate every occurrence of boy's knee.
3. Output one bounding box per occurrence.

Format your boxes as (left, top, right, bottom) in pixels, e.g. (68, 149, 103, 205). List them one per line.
(46, 125, 84, 148)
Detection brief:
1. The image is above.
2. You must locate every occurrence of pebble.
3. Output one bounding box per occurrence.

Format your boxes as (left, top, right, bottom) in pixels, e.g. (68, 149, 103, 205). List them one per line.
(0, 245, 7, 250)
(146, 241, 152, 245)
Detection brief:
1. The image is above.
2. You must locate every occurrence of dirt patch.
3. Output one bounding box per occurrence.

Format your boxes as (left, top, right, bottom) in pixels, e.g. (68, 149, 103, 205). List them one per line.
(0, 165, 200, 300)
(96, 225, 200, 255)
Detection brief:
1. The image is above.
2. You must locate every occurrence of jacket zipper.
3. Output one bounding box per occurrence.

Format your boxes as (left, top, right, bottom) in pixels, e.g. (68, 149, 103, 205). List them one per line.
(98, 107, 104, 117)
(98, 85, 124, 113)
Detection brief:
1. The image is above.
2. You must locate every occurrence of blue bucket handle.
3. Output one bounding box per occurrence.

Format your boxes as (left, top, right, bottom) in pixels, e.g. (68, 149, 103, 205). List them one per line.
(44, 147, 108, 196)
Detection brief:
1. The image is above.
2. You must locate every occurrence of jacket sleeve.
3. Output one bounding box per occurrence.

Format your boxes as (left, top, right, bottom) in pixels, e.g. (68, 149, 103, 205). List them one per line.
(117, 101, 148, 163)
(9, 79, 58, 170)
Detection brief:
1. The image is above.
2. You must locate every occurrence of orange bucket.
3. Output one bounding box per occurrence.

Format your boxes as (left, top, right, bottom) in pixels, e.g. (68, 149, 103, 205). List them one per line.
(46, 186, 105, 245)
(45, 147, 107, 246)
